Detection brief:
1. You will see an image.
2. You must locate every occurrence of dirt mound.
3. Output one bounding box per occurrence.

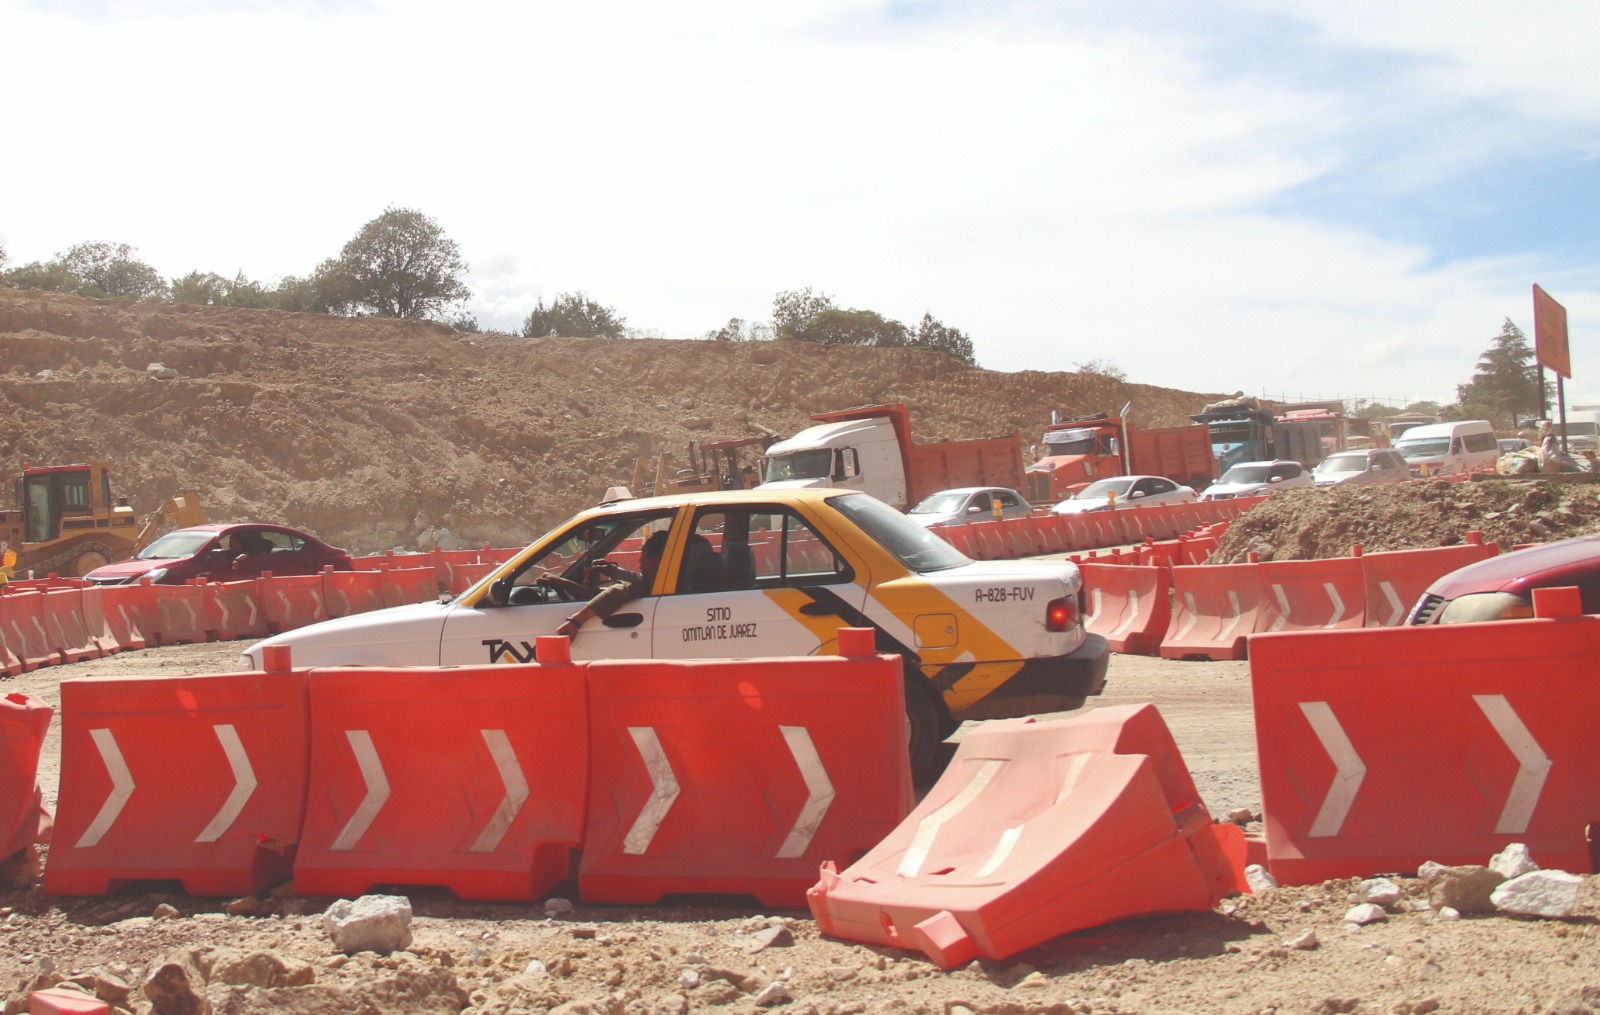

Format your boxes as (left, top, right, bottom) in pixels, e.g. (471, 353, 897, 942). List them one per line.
(1, 289, 1220, 554)
(1211, 479, 1600, 562)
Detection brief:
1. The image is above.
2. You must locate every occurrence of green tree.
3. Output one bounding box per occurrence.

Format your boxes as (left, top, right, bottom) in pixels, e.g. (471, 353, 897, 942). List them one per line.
(60, 241, 166, 299)
(322, 207, 472, 319)
(170, 270, 275, 309)
(2, 258, 79, 292)
(521, 291, 626, 338)
(1454, 319, 1540, 429)
(790, 307, 908, 347)
(771, 287, 837, 339)
(911, 313, 977, 365)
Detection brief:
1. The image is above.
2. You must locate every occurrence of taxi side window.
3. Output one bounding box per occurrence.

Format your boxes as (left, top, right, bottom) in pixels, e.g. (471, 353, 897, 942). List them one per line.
(687, 507, 852, 592)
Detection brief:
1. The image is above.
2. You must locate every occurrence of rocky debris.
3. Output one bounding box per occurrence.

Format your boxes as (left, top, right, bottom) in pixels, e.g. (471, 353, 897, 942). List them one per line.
(141, 949, 210, 1015)
(1489, 841, 1541, 879)
(1491, 870, 1584, 918)
(1343, 903, 1387, 926)
(1244, 863, 1278, 891)
(322, 895, 414, 955)
(1420, 864, 1506, 914)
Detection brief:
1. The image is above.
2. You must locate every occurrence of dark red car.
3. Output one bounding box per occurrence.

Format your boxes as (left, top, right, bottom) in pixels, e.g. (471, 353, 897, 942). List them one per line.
(1407, 533, 1600, 624)
(84, 523, 354, 585)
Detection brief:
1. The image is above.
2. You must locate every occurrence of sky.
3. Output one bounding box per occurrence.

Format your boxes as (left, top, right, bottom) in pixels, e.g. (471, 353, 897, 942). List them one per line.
(3, 0, 1598, 409)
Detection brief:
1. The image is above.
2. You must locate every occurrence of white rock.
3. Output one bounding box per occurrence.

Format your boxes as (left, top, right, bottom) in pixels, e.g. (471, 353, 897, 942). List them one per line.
(1417, 860, 1447, 881)
(543, 897, 574, 915)
(1489, 843, 1540, 880)
(1344, 903, 1387, 926)
(753, 981, 791, 1006)
(1285, 928, 1319, 950)
(322, 895, 413, 954)
(1436, 906, 1461, 921)
(679, 969, 700, 988)
(1490, 870, 1582, 918)
(1359, 877, 1404, 908)
(1244, 864, 1278, 891)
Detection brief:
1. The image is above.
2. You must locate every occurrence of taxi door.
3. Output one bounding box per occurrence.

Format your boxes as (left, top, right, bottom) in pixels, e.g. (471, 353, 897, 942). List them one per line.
(648, 504, 869, 660)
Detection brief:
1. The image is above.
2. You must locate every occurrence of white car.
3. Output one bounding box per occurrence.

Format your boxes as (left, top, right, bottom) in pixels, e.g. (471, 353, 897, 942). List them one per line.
(907, 486, 1034, 528)
(1313, 448, 1412, 487)
(1051, 475, 1198, 514)
(1199, 460, 1312, 501)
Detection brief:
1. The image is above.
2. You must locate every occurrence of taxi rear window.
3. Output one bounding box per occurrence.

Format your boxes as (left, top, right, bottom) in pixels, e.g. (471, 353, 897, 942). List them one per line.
(830, 493, 970, 573)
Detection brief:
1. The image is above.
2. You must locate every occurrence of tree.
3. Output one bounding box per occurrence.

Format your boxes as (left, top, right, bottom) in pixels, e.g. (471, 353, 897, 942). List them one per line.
(170, 270, 275, 309)
(912, 314, 977, 365)
(521, 292, 626, 338)
(2, 258, 79, 292)
(322, 207, 472, 319)
(59, 241, 166, 299)
(789, 307, 908, 348)
(1454, 319, 1541, 429)
(771, 288, 837, 339)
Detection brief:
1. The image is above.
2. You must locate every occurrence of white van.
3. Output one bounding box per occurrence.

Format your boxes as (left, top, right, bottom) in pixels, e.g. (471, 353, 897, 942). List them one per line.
(1392, 420, 1499, 477)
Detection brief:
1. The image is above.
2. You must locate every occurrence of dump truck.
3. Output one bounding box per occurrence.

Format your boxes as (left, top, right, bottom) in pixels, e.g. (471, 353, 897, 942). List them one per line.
(758, 403, 1025, 511)
(1189, 407, 1326, 472)
(1024, 411, 1216, 504)
(0, 462, 207, 580)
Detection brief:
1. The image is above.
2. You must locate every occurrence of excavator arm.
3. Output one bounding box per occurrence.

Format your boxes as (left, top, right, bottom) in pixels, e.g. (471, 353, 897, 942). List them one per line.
(133, 492, 208, 553)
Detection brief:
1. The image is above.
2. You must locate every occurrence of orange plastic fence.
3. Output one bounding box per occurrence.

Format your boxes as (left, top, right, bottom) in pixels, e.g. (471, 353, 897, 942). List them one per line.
(1160, 563, 1263, 660)
(1250, 589, 1599, 885)
(1255, 554, 1368, 633)
(1361, 540, 1497, 627)
(1, 693, 53, 863)
(1080, 563, 1172, 655)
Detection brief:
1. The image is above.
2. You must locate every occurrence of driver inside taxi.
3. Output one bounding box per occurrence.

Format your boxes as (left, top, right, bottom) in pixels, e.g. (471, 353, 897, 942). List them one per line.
(541, 529, 668, 639)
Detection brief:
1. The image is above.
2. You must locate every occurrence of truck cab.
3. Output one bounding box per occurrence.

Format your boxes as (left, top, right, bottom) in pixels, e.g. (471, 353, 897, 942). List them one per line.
(760, 415, 907, 506)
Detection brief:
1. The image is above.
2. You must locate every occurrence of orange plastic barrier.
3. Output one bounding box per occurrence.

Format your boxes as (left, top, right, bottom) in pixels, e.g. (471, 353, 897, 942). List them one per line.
(1250, 590, 1600, 885)
(1, 693, 53, 863)
(1361, 541, 1497, 627)
(77, 586, 132, 656)
(1080, 563, 1172, 655)
(294, 640, 588, 901)
(580, 629, 912, 908)
(47, 669, 310, 896)
(1178, 535, 1219, 565)
(1160, 563, 1263, 660)
(88, 583, 154, 653)
(939, 523, 977, 557)
(259, 574, 329, 634)
(321, 569, 391, 619)
(149, 583, 208, 645)
(807, 704, 1246, 968)
(0, 591, 55, 672)
(1254, 554, 1367, 634)
(39, 587, 100, 664)
(375, 566, 441, 608)
(443, 561, 497, 595)
(0, 624, 19, 678)
(203, 580, 269, 641)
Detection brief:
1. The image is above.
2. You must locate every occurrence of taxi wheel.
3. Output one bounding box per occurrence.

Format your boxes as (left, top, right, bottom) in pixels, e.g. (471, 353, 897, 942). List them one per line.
(902, 669, 952, 788)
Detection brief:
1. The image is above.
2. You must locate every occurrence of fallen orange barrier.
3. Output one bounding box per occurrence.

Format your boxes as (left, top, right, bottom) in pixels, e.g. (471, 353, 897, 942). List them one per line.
(580, 628, 911, 908)
(47, 669, 310, 896)
(295, 638, 588, 901)
(1251, 586, 1598, 885)
(807, 704, 1245, 968)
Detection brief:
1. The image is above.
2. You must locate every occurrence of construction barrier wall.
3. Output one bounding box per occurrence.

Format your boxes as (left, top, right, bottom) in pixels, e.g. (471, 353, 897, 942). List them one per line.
(1250, 588, 1600, 885)
(0, 693, 53, 864)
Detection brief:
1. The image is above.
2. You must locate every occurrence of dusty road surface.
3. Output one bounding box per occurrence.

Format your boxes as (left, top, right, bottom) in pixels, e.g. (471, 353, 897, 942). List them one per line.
(2, 643, 1595, 1015)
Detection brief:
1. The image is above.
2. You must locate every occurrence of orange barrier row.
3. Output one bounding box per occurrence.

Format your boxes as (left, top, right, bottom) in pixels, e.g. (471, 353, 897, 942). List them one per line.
(351, 547, 520, 595)
(1, 693, 53, 866)
(936, 498, 1264, 561)
(47, 629, 914, 906)
(808, 704, 1246, 967)
(1159, 535, 1498, 660)
(0, 566, 442, 677)
(1250, 587, 1597, 885)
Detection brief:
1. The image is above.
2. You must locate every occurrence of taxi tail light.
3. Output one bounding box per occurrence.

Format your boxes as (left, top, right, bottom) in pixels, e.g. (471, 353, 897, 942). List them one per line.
(1046, 594, 1079, 632)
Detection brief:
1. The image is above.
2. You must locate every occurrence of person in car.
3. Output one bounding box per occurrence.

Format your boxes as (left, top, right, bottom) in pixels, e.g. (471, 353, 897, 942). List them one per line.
(552, 530, 669, 640)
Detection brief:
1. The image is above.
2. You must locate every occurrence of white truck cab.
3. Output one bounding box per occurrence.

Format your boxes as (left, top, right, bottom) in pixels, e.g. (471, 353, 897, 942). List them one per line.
(760, 416, 908, 506)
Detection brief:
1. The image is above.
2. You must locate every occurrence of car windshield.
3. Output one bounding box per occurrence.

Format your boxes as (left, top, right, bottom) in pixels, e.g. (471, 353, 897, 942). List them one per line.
(1077, 478, 1135, 500)
(1218, 465, 1272, 484)
(909, 492, 969, 515)
(1316, 455, 1366, 474)
(1040, 429, 1098, 456)
(763, 449, 832, 483)
(136, 530, 215, 560)
(1395, 438, 1450, 460)
(829, 493, 970, 573)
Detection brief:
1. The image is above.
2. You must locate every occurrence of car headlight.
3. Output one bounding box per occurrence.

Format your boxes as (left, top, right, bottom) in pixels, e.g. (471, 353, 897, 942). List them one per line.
(144, 568, 170, 583)
(1435, 592, 1534, 624)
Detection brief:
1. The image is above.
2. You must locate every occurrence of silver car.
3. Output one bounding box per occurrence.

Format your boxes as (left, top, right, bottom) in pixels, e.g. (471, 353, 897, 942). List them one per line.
(907, 486, 1035, 527)
(1312, 448, 1411, 487)
(1199, 460, 1312, 501)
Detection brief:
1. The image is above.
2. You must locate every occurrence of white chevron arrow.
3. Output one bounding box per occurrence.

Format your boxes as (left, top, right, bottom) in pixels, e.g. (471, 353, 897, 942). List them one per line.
(1269, 584, 1291, 631)
(331, 730, 390, 850)
(899, 758, 1005, 877)
(976, 752, 1091, 877)
(195, 724, 257, 843)
(1217, 590, 1244, 643)
(775, 725, 835, 858)
(1111, 590, 1141, 638)
(1173, 592, 1199, 640)
(623, 726, 680, 854)
(1299, 701, 1366, 836)
(1084, 588, 1103, 627)
(1321, 582, 1346, 627)
(470, 729, 530, 853)
(1376, 580, 1405, 627)
(77, 728, 135, 848)
(1473, 694, 1552, 834)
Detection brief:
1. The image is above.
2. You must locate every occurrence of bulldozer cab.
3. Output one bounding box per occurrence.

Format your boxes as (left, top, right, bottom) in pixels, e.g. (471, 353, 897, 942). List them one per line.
(628, 436, 776, 498)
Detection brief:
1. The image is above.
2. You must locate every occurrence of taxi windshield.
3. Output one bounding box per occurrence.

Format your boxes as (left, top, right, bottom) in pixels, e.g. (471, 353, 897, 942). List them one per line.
(830, 493, 970, 573)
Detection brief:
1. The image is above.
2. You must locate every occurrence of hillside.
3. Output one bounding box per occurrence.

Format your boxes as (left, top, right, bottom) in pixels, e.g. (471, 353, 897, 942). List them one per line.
(0, 288, 1221, 554)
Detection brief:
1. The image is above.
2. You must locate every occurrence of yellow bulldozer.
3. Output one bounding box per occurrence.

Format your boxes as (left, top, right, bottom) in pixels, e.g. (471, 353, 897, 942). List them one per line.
(629, 436, 776, 499)
(0, 461, 207, 581)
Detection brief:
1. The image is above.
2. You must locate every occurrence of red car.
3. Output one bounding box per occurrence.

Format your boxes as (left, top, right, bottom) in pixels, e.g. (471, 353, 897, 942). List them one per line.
(1407, 533, 1600, 624)
(84, 523, 354, 585)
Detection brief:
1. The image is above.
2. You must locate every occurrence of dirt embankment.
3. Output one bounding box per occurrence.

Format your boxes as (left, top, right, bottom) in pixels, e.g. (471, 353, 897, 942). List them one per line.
(0, 289, 1217, 555)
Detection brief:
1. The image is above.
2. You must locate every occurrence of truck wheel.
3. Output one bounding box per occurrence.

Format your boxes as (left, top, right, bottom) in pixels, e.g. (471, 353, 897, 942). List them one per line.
(70, 543, 115, 577)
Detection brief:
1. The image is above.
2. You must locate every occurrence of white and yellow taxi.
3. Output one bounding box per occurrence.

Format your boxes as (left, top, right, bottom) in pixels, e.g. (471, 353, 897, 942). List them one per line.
(241, 489, 1108, 776)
